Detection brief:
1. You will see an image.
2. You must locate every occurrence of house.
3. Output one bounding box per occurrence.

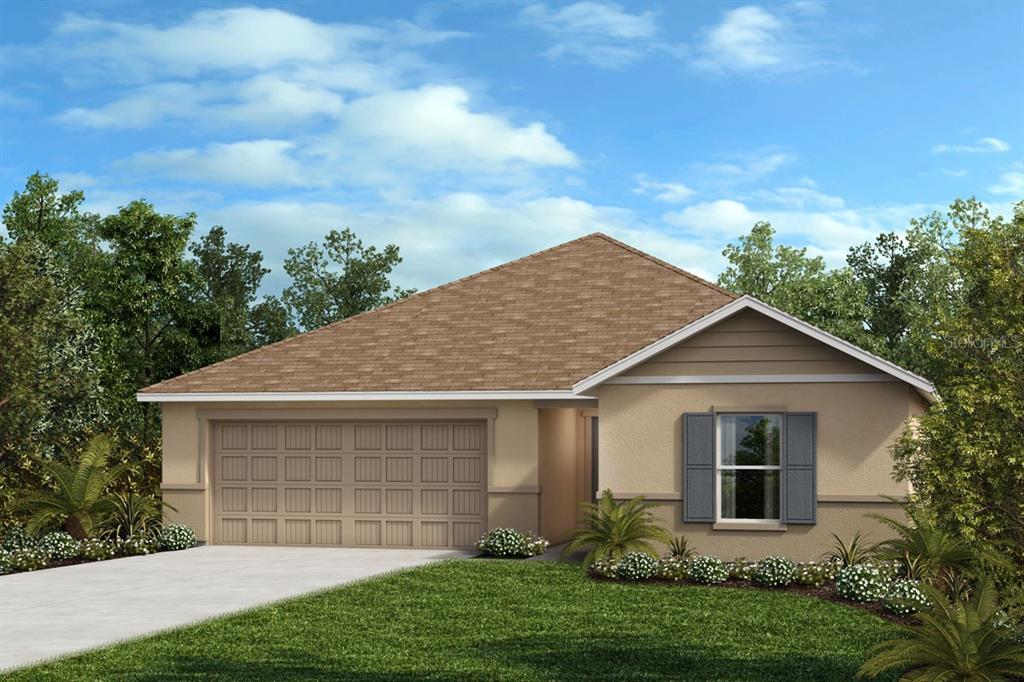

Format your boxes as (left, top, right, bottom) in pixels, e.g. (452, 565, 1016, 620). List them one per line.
(139, 233, 934, 558)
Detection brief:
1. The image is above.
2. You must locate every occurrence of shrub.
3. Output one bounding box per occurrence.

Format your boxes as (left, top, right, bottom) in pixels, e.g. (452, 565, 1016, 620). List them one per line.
(1, 526, 36, 551)
(119, 534, 157, 556)
(666, 535, 695, 562)
(823, 531, 873, 567)
(796, 560, 839, 587)
(753, 556, 796, 588)
(0, 550, 11, 575)
(725, 558, 757, 581)
(9, 547, 49, 571)
(689, 555, 728, 585)
(38, 531, 80, 560)
(589, 556, 618, 578)
(158, 524, 197, 551)
(883, 579, 930, 616)
(656, 555, 690, 581)
(79, 538, 116, 561)
(615, 552, 658, 581)
(859, 576, 1024, 680)
(835, 563, 889, 603)
(870, 558, 905, 583)
(475, 528, 548, 558)
(563, 490, 672, 568)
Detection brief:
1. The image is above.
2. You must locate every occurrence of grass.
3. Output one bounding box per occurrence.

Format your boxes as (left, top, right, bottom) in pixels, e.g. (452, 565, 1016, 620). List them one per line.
(9, 559, 899, 681)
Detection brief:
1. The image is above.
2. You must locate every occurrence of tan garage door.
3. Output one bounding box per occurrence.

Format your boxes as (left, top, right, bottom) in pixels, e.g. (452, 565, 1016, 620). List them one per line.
(212, 421, 487, 548)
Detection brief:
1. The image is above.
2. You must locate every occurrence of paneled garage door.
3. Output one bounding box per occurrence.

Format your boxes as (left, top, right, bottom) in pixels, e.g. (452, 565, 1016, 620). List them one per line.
(212, 421, 487, 548)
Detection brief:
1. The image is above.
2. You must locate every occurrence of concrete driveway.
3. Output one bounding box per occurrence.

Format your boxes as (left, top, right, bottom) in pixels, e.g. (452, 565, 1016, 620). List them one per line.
(0, 545, 469, 671)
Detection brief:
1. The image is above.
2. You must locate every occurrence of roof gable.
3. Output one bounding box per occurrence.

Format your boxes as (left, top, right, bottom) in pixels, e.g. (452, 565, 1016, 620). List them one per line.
(139, 233, 736, 396)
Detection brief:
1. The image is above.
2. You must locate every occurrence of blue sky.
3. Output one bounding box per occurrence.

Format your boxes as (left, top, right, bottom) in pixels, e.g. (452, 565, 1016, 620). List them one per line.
(2, 0, 1022, 293)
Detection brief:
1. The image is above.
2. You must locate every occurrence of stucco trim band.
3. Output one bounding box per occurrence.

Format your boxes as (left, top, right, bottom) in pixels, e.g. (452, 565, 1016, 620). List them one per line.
(606, 374, 897, 385)
(140, 391, 588, 403)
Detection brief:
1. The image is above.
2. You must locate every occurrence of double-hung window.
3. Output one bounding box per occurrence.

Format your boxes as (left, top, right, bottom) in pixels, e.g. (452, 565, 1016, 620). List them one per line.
(717, 414, 781, 522)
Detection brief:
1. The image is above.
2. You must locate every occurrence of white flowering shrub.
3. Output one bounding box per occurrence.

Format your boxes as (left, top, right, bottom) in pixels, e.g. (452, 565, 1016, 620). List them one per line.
(689, 555, 728, 585)
(0, 550, 11, 575)
(38, 532, 80, 561)
(9, 547, 49, 571)
(796, 560, 839, 586)
(79, 538, 116, 562)
(119, 535, 157, 556)
(158, 524, 197, 552)
(656, 556, 690, 581)
(870, 559, 905, 583)
(475, 528, 547, 558)
(589, 556, 619, 578)
(725, 559, 757, 581)
(616, 552, 658, 581)
(753, 556, 796, 588)
(884, 579, 930, 615)
(836, 563, 889, 603)
(1, 526, 35, 551)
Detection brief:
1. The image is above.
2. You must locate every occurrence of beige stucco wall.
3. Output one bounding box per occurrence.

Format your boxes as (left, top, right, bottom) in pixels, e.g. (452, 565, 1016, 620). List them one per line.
(596, 381, 917, 557)
(159, 399, 544, 542)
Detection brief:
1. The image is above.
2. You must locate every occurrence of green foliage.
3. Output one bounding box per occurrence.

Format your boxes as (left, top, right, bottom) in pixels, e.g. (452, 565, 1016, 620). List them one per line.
(836, 564, 889, 603)
(825, 531, 875, 568)
(753, 556, 796, 588)
(0, 549, 10, 575)
(725, 558, 758, 581)
(615, 552, 658, 581)
(1, 525, 36, 551)
(655, 555, 690, 581)
(38, 531, 80, 560)
(158, 523, 197, 551)
(474, 528, 548, 558)
(883, 580, 930, 616)
(891, 201, 1024, 591)
(666, 535, 696, 562)
(796, 561, 839, 587)
(869, 500, 981, 592)
(283, 227, 415, 331)
(11, 435, 127, 539)
(79, 537, 116, 561)
(563, 490, 672, 568)
(689, 555, 729, 585)
(118, 534, 158, 556)
(717, 221, 873, 346)
(8, 547, 49, 571)
(105, 492, 169, 540)
(858, 576, 1024, 680)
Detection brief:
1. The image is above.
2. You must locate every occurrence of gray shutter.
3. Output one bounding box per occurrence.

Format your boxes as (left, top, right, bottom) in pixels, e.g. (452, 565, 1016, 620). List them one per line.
(783, 412, 817, 524)
(683, 413, 714, 522)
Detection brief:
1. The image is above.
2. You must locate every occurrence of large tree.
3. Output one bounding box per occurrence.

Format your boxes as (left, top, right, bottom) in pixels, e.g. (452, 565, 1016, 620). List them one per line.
(717, 221, 873, 347)
(283, 228, 415, 331)
(892, 200, 1024, 584)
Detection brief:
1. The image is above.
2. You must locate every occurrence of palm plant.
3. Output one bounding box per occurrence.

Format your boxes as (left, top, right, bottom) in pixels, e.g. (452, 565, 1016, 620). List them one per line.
(666, 535, 695, 562)
(13, 435, 129, 539)
(858, 576, 1024, 680)
(823, 531, 874, 567)
(105, 492, 174, 540)
(870, 502, 979, 591)
(563, 490, 672, 568)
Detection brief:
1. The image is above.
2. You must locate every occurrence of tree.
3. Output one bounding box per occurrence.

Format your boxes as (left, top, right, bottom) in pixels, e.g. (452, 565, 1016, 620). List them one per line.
(891, 200, 1024, 587)
(0, 237, 107, 523)
(282, 228, 415, 331)
(717, 222, 873, 347)
(189, 226, 293, 361)
(93, 201, 199, 445)
(847, 214, 954, 378)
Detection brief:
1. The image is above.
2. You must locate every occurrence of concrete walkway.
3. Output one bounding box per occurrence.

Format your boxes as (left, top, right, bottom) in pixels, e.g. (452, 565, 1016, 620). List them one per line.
(0, 545, 468, 671)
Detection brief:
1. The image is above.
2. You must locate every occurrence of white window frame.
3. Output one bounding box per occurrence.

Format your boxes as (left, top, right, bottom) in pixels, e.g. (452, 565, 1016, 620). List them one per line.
(715, 413, 783, 524)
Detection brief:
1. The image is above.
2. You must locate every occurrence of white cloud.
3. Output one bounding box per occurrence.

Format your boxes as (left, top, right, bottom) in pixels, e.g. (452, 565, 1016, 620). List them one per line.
(521, 1, 669, 69)
(750, 185, 845, 210)
(691, 3, 843, 76)
(125, 140, 309, 188)
(632, 175, 696, 203)
(932, 137, 1010, 154)
(989, 169, 1024, 197)
(941, 168, 969, 178)
(693, 150, 796, 183)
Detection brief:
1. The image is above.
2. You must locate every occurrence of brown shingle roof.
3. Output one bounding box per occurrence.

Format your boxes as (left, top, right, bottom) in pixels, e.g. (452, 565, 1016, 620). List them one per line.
(140, 233, 736, 394)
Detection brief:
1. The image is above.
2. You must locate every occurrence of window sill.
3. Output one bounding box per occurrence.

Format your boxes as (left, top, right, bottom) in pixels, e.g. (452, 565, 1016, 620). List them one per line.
(712, 521, 787, 532)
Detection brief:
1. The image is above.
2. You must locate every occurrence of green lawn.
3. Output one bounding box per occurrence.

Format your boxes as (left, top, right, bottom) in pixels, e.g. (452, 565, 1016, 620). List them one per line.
(10, 560, 899, 681)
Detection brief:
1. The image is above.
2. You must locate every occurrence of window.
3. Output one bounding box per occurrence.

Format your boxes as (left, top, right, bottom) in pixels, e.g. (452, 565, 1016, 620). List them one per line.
(717, 414, 781, 521)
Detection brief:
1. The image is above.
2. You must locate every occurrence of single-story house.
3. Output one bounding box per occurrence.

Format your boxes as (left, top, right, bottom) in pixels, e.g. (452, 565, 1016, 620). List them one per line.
(139, 233, 934, 558)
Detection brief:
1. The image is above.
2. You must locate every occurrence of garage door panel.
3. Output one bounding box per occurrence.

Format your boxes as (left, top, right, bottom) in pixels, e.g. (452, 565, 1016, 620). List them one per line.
(214, 421, 486, 548)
